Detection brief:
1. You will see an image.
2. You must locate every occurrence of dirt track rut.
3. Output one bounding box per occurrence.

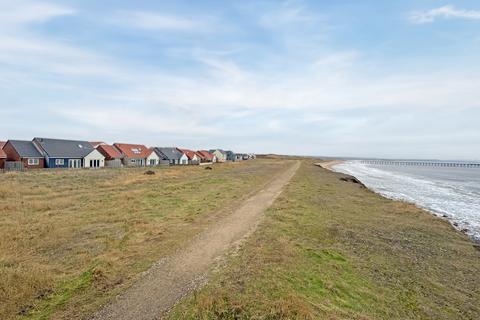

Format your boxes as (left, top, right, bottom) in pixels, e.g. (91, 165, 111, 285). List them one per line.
(91, 161, 300, 320)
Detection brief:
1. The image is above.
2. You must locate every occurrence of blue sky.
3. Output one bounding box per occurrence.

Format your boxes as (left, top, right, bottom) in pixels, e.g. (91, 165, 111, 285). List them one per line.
(1, 0, 480, 159)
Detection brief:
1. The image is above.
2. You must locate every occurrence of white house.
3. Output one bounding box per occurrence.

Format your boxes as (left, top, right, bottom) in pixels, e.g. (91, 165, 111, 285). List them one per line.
(146, 148, 161, 166)
(84, 149, 105, 168)
(210, 149, 227, 163)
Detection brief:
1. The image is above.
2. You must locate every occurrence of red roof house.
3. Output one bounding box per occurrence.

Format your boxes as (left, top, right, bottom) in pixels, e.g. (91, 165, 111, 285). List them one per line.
(196, 150, 216, 163)
(113, 143, 150, 166)
(177, 148, 201, 165)
(97, 144, 122, 160)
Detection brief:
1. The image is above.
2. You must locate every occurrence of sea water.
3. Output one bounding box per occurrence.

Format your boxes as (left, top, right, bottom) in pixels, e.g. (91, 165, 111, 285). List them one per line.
(333, 161, 480, 242)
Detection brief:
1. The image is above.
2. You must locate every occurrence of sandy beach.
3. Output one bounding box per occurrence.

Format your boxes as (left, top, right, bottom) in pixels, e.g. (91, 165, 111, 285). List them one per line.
(316, 160, 344, 171)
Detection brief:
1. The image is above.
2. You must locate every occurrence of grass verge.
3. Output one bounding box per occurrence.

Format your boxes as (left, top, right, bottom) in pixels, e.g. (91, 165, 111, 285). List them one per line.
(0, 159, 289, 319)
(169, 160, 480, 320)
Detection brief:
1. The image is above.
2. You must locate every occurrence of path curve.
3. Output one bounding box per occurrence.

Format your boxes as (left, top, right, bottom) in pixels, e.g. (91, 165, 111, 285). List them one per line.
(92, 161, 300, 320)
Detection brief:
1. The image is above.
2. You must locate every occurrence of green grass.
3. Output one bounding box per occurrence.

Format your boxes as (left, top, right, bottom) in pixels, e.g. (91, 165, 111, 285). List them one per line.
(169, 160, 480, 320)
(0, 159, 289, 319)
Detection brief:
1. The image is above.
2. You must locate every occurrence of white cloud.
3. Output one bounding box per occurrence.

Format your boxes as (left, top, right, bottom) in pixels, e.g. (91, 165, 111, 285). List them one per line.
(0, 0, 74, 27)
(409, 5, 480, 24)
(113, 10, 214, 32)
(0, 1, 126, 80)
(259, 0, 318, 27)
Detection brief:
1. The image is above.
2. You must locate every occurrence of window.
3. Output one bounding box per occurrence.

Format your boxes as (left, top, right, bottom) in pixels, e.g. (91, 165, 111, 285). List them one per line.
(55, 159, 64, 166)
(28, 158, 39, 166)
(90, 159, 100, 168)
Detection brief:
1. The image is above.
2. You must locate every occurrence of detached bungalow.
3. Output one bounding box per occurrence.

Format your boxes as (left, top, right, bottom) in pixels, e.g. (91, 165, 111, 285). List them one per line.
(97, 144, 123, 167)
(209, 149, 227, 163)
(178, 148, 200, 165)
(33, 137, 104, 168)
(146, 148, 161, 166)
(0, 141, 6, 169)
(3, 140, 44, 169)
(154, 147, 188, 165)
(113, 143, 150, 167)
(225, 150, 237, 162)
(196, 150, 217, 163)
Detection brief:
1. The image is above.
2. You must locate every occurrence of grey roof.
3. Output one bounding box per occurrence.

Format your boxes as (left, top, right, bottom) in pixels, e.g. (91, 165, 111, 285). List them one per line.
(33, 137, 94, 158)
(154, 147, 184, 161)
(8, 140, 43, 158)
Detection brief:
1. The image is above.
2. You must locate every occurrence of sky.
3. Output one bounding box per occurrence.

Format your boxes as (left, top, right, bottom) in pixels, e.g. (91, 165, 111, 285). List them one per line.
(1, 0, 480, 160)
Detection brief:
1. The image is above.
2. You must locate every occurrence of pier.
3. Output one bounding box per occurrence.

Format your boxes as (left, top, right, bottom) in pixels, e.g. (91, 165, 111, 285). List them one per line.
(360, 160, 480, 168)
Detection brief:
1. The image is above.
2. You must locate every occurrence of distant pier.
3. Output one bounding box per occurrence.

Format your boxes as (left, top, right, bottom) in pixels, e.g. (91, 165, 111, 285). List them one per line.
(360, 160, 480, 168)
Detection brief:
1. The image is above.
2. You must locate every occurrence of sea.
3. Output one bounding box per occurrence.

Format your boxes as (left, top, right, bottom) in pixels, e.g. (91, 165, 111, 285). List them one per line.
(333, 160, 480, 242)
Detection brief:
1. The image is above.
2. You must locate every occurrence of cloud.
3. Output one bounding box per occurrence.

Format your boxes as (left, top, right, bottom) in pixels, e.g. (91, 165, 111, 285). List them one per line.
(259, 0, 318, 27)
(409, 5, 480, 24)
(113, 10, 214, 32)
(0, 0, 74, 27)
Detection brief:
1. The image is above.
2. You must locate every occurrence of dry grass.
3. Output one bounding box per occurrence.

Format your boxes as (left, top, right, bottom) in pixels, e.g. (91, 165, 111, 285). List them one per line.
(0, 160, 289, 319)
(169, 160, 480, 320)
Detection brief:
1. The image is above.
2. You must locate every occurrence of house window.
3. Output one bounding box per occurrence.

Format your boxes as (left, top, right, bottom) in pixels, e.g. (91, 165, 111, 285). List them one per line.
(90, 160, 100, 168)
(55, 159, 64, 166)
(28, 158, 39, 166)
(150, 159, 156, 165)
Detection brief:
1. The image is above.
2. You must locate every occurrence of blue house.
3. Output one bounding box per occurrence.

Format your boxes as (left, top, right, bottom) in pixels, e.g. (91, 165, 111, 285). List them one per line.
(33, 137, 95, 168)
(225, 150, 237, 161)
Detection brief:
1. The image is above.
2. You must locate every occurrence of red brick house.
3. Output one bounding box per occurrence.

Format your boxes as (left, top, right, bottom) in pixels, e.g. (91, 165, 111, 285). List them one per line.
(3, 140, 44, 169)
(0, 141, 6, 169)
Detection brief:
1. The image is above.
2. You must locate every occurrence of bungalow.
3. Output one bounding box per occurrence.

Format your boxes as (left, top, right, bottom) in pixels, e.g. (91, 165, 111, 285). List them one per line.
(113, 143, 150, 167)
(178, 148, 200, 165)
(96, 144, 123, 167)
(225, 150, 237, 162)
(3, 140, 45, 169)
(196, 150, 217, 163)
(33, 137, 103, 168)
(209, 149, 227, 163)
(0, 141, 6, 169)
(146, 148, 161, 166)
(235, 153, 244, 161)
(84, 149, 105, 168)
(154, 147, 188, 165)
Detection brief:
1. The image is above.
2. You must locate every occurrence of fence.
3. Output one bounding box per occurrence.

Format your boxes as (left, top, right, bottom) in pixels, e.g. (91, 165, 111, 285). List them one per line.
(4, 161, 25, 172)
(105, 159, 122, 168)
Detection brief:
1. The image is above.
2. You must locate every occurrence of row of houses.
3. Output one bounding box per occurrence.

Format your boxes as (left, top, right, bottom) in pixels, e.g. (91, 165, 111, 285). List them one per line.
(0, 137, 255, 171)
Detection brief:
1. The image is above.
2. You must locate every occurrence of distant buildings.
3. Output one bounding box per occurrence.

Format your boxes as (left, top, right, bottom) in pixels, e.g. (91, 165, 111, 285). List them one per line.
(0, 136, 255, 171)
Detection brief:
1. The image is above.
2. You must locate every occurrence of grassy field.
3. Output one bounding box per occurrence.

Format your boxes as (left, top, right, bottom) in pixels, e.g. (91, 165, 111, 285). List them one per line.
(169, 160, 480, 320)
(0, 159, 289, 319)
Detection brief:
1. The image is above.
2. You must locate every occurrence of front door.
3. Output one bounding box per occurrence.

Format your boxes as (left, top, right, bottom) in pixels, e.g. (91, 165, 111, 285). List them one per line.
(69, 159, 81, 168)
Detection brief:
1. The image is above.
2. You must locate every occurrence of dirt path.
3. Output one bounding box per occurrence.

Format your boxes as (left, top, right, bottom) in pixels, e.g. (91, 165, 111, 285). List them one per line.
(91, 161, 300, 320)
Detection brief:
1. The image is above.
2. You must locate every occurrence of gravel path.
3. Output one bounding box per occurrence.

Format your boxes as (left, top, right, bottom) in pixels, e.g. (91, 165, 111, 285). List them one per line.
(91, 161, 300, 320)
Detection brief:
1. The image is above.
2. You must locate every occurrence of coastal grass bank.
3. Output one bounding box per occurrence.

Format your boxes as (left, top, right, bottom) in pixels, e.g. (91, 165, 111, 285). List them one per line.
(170, 159, 480, 319)
(0, 159, 288, 319)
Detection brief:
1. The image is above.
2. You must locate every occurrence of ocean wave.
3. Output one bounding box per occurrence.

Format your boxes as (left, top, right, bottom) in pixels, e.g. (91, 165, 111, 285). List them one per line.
(333, 161, 480, 242)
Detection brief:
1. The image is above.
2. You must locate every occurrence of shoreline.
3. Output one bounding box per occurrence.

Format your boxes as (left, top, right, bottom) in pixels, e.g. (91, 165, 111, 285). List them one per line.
(170, 159, 480, 319)
(316, 160, 344, 171)
(326, 160, 480, 245)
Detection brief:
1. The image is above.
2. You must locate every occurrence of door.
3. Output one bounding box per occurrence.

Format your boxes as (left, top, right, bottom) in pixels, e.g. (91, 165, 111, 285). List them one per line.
(69, 159, 81, 168)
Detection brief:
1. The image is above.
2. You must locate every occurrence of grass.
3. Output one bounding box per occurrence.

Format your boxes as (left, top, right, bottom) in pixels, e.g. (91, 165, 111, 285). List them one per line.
(169, 160, 480, 320)
(0, 159, 289, 319)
